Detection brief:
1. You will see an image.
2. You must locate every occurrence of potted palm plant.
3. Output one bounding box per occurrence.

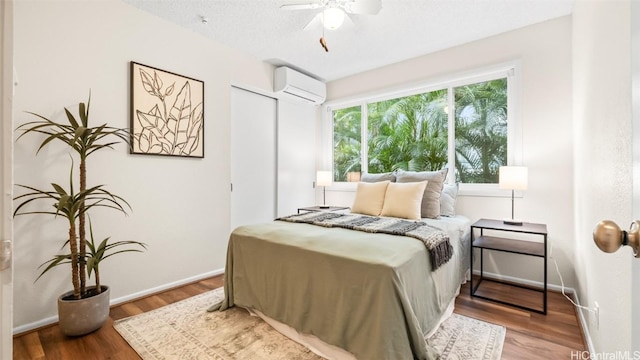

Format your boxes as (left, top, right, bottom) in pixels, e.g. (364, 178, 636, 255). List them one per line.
(13, 94, 146, 336)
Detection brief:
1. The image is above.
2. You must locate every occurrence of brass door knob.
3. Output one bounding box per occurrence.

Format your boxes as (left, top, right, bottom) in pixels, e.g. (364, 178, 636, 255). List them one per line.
(593, 220, 640, 258)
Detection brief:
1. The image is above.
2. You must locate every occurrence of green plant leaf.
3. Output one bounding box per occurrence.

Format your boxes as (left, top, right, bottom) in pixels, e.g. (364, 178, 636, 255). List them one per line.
(64, 108, 80, 129)
(15, 94, 139, 295)
(35, 254, 73, 282)
(79, 96, 89, 128)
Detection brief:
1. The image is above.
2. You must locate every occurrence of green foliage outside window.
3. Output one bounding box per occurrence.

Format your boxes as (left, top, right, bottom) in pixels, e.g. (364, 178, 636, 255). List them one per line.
(454, 79, 507, 183)
(367, 91, 448, 174)
(332, 78, 508, 184)
(333, 105, 361, 182)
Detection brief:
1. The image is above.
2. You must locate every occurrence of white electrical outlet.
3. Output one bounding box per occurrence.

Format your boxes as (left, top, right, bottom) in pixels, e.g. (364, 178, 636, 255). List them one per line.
(594, 301, 600, 329)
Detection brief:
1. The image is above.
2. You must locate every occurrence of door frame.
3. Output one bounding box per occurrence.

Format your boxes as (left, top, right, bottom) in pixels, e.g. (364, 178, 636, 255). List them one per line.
(1, 0, 14, 358)
(632, 0, 640, 351)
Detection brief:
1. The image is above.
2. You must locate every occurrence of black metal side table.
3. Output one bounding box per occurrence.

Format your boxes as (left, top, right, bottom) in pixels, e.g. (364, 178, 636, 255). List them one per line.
(470, 218, 548, 314)
(297, 206, 350, 214)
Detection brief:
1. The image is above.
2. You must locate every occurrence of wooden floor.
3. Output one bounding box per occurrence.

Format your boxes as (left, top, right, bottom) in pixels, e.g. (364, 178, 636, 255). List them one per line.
(13, 274, 586, 359)
(457, 278, 587, 359)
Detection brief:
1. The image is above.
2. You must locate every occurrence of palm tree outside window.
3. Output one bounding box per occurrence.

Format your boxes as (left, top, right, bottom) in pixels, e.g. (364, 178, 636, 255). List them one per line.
(331, 75, 509, 184)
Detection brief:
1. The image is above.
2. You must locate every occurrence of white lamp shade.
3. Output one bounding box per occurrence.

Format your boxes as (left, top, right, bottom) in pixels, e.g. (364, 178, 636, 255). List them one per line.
(499, 166, 528, 190)
(322, 7, 345, 30)
(316, 170, 333, 187)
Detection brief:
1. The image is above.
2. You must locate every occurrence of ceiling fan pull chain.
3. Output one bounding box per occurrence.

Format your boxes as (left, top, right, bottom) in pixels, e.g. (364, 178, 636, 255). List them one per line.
(319, 37, 329, 52)
(320, 16, 329, 52)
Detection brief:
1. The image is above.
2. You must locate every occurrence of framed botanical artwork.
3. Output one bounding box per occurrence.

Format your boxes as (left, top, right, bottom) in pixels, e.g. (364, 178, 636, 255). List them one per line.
(130, 62, 204, 158)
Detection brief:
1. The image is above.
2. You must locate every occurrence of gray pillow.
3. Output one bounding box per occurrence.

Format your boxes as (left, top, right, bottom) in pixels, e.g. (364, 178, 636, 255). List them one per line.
(361, 171, 396, 183)
(440, 182, 459, 217)
(395, 168, 448, 219)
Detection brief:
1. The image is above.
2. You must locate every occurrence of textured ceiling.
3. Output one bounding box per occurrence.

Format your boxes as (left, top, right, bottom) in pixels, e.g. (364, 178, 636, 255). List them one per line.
(122, 0, 574, 82)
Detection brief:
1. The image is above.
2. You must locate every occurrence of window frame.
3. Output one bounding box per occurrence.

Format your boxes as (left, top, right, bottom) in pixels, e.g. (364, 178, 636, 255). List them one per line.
(321, 61, 522, 196)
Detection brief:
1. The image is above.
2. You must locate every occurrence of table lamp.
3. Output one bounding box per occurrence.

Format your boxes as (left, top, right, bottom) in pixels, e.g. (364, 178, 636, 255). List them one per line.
(316, 170, 333, 208)
(499, 166, 528, 225)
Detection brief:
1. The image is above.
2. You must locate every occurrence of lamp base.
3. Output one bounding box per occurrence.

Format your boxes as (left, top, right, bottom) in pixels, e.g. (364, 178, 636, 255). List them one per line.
(318, 206, 330, 209)
(503, 218, 523, 226)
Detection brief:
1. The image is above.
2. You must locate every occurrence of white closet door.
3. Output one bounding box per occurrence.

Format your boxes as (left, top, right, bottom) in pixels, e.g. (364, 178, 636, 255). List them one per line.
(230, 87, 277, 231)
(277, 100, 316, 217)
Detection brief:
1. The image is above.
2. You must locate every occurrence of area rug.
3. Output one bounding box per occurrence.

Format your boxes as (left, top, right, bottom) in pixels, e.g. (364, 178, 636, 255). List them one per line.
(114, 288, 505, 360)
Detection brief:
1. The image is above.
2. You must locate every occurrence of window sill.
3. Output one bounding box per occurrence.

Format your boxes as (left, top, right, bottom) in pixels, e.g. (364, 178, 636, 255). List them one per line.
(324, 182, 523, 198)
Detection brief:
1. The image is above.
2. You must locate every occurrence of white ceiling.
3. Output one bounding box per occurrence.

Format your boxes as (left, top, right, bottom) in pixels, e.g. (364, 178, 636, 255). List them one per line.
(122, 0, 574, 82)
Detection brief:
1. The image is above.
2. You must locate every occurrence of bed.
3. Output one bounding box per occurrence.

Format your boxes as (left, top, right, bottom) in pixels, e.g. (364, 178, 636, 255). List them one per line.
(212, 213, 470, 359)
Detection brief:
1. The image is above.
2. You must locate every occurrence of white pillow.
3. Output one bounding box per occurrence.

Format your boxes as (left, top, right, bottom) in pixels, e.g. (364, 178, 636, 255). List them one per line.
(440, 183, 459, 217)
(381, 181, 428, 220)
(351, 181, 391, 216)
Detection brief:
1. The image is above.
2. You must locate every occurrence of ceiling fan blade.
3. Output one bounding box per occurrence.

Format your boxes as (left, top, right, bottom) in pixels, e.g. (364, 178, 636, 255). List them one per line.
(280, 1, 324, 11)
(343, 0, 382, 15)
(303, 12, 355, 31)
(302, 13, 322, 30)
(341, 13, 355, 29)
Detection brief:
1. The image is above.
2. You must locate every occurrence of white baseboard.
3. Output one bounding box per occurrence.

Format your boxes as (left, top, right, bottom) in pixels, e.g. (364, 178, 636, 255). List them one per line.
(570, 290, 596, 354)
(109, 268, 224, 307)
(12, 316, 58, 336)
(471, 269, 563, 292)
(12, 268, 225, 336)
(472, 270, 594, 353)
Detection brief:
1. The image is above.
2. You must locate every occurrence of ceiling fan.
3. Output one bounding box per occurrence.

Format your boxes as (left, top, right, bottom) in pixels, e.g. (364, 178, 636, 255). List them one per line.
(280, 0, 383, 31)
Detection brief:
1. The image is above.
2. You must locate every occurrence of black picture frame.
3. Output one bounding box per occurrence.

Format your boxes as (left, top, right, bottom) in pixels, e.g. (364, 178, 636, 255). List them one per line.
(130, 61, 204, 158)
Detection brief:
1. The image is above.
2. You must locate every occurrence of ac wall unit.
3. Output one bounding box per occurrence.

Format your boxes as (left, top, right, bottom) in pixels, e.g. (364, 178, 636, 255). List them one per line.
(274, 66, 326, 105)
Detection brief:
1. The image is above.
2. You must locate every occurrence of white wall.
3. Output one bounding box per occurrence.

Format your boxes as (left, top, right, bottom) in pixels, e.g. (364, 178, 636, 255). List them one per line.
(573, 0, 633, 353)
(12, 0, 273, 331)
(325, 17, 575, 287)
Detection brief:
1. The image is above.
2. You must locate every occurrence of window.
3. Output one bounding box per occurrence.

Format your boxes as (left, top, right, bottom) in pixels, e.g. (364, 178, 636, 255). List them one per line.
(329, 67, 514, 187)
(454, 78, 508, 184)
(333, 105, 361, 181)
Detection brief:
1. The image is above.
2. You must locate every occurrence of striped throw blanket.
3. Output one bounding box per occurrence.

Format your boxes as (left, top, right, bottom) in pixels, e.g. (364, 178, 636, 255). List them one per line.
(277, 212, 453, 270)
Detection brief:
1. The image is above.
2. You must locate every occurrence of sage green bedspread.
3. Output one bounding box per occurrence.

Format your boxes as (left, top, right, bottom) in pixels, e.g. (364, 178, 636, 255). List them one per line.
(217, 218, 469, 360)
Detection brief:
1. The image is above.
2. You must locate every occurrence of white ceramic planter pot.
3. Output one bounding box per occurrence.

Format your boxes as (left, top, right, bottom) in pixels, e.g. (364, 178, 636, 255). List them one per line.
(57, 285, 110, 336)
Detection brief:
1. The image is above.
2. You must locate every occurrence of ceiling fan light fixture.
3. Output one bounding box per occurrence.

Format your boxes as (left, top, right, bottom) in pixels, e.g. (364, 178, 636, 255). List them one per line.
(322, 7, 345, 30)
